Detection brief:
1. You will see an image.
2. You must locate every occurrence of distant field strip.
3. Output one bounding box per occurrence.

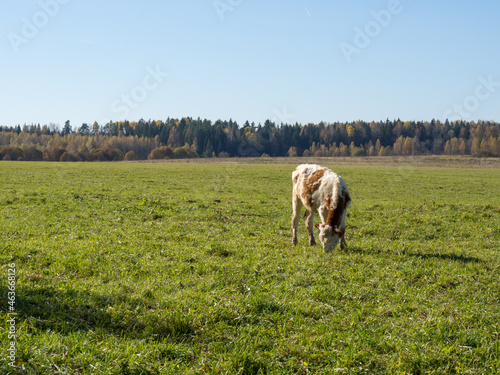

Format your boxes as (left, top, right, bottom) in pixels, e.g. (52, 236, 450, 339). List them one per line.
(0, 161, 499, 374)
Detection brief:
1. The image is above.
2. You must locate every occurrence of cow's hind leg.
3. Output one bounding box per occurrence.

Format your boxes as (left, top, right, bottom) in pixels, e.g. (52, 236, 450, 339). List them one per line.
(292, 196, 302, 246)
(305, 210, 316, 246)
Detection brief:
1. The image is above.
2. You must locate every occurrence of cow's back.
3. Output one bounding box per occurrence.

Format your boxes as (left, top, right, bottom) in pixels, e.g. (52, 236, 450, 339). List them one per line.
(293, 164, 339, 211)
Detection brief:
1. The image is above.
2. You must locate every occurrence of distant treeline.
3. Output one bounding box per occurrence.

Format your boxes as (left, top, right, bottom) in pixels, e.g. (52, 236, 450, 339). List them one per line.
(1, 118, 499, 161)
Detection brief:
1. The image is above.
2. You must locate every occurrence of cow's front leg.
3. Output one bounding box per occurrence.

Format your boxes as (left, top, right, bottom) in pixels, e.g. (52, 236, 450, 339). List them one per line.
(340, 224, 347, 250)
(340, 235, 347, 250)
(305, 210, 316, 246)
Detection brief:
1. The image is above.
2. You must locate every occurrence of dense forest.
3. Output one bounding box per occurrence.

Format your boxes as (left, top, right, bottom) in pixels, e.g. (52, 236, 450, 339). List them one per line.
(1, 118, 499, 161)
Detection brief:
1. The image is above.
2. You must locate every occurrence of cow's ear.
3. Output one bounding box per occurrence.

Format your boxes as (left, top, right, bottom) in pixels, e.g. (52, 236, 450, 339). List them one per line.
(334, 229, 343, 237)
(314, 223, 320, 229)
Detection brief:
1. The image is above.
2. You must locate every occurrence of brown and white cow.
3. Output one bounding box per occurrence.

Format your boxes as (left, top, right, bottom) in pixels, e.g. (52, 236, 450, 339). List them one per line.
(292, 164, 351, 252)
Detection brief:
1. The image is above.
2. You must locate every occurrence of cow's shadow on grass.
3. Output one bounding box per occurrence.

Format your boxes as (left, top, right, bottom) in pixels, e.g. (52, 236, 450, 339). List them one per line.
(1, 284, 194, 341)
(347, 245, 483, 264)
(404, 252, 483, 264)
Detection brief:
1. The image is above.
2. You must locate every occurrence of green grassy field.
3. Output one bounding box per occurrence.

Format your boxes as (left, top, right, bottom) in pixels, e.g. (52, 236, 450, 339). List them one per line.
(1, 160, 499, 374)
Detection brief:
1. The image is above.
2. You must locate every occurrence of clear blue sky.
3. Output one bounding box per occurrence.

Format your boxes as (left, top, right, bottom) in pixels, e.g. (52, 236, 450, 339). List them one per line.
(1, 0, 499, 129)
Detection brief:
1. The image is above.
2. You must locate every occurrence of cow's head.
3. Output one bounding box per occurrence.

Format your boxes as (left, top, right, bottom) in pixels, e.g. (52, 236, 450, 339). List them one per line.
(314, 223, 343, 252)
